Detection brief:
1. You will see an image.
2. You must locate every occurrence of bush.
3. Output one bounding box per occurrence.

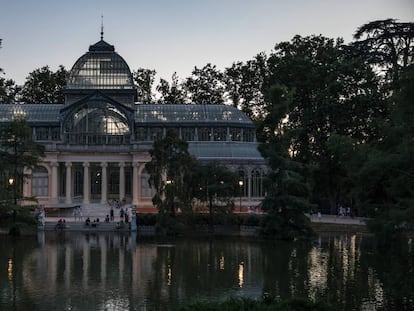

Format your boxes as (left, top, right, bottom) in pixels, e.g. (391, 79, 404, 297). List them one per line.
(239, 214, 262, 226)
(136, 213, 157, 226)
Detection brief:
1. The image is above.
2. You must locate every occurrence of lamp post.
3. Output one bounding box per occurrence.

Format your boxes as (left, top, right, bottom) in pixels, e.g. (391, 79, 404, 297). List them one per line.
(166, 179, 174, 216)
(238, 180, 244, 212)
(8, 177, 17, 205)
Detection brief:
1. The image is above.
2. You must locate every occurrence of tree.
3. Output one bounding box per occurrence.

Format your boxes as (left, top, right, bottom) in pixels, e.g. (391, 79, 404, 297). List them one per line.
(0, 39, 20, 103)
(192, 162, 238, 232)
(156, 72, 187, 104)
(133, 68, 156, 103)
(350, 19, 414, 86)
(19, 65, 66, 103)
(184, 63, 225, 104)
(352, 65, 414, 235)
(264, 35, 383, 214)
(145, 129, 195, 221)
(0, 118, 45, 221)
(0, 77, 19, 103)
(224, 53, 268, 119)
(258, 85, 314, 239)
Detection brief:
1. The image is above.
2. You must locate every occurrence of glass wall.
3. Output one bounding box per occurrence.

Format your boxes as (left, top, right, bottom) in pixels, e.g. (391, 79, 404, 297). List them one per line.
(64, 101, 131, 145)
(67, 53, 134, 90)
(31, 167, 48, 197)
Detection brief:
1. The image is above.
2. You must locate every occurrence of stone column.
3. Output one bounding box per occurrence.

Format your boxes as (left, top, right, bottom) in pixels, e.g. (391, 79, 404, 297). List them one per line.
(23, 167, 32, 199)
(83, 162, 90, 204)
(50, 161, 59, 204)
(132, 162, 139, 206)
(65, 162, 72, 204)
(247, 168, 252, 211)
(119, 162, 125, 202)
(101, 162, 108, 204)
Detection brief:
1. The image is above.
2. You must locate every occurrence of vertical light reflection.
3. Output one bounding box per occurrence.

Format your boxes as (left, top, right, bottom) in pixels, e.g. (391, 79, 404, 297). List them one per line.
(167, 265, 172, 286)
(349, 235, 356, 280)
(341, 237, 349, 282)
(8, 258, 13, 281)
(366, 267, 385, 307)
(307, 246, 328, 300)
(238, 262, 244, 288)
(219, 254, 225, 270)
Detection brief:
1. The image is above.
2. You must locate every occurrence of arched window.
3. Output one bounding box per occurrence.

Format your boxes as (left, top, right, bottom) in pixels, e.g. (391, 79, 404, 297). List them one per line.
(64, 101, 131, 145)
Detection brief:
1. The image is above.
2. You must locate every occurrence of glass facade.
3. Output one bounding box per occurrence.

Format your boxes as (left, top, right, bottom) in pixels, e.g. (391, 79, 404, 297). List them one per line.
(0, 37, 267, 210)
(63, 101, 131, 145)
(134, 104, 252, 124)
(67, 41, 134, 90)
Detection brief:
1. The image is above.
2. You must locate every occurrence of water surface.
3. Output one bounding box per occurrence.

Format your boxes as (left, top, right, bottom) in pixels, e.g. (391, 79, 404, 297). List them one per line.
(0, 232, 412, 310)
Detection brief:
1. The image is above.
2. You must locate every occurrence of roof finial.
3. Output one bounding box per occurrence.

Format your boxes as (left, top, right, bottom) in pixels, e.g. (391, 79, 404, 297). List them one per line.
(100, 15, 104, 40)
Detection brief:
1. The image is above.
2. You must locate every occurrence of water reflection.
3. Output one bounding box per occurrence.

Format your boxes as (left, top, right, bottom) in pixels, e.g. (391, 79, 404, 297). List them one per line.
(0, 233, 413, 310)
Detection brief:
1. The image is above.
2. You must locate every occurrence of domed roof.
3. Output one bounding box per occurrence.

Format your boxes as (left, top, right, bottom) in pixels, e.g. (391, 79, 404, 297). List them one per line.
(66, 39, 134, 90)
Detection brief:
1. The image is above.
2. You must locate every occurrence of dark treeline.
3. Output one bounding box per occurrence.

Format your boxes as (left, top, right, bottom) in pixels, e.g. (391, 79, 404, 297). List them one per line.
(1, 18, 413, 237)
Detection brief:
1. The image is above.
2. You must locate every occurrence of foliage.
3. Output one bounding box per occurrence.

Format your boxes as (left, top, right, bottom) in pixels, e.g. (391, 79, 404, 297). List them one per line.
(352, 65, 414, 233)
(224, 53, 268, 119)
(257, 83, 314, 239)
(136, 213, 157, 226)
(349, 18, 414, 85)
(133, 68, 156, 103)
(146, 129, 196, 220)
(156, 72, 187, 104)
(0, 76, 19, 103)
(192, 162, 238, 229)
(0, 118, 45, 206)
(19, 65, 66, 103)
(262, 34, 384, 215)
(184, 63, 225, 104)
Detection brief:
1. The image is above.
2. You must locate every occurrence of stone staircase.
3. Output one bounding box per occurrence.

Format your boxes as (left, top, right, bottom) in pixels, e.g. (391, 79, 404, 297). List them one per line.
(43, 202, 136, 232)
(43, 221, 131, 232)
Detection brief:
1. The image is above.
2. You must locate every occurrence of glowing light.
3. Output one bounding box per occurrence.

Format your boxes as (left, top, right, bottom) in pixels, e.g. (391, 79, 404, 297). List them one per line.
(238, 262, 244, 288)
(219, 255, 225, 270)
(8, 258, 13, 281)
(167, 265, 172, 286)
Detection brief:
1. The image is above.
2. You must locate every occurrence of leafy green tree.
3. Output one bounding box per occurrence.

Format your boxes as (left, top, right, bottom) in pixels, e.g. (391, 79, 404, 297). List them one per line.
(0, 39, 20, 103)
(133, 68, 156, 103)
(0, 118, 45, 220)
(265, 35, 383, 214)
(145, 129, 195, 220)
(350, 19, 414, 86)
(258, 85, 314, 239)
(192, 162, 238, 231)
(184, 63, 225, 104)
(19, 65, 66, 103)
(0, 76, 19, 103)
(353, 65, 414, 234)
(224, 53, 268, 119)
(156, 72, 187, 104)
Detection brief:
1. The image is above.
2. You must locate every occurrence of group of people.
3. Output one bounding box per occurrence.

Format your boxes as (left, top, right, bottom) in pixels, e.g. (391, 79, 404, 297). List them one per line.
(55, 218, 67, 230)
(73, 206, 83, 221)
(85, 217, 103, 227)
(338, 205, 352, 217)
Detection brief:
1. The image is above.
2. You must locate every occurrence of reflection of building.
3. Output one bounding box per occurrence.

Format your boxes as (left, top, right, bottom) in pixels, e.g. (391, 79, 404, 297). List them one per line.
(0, 35, 266, 212)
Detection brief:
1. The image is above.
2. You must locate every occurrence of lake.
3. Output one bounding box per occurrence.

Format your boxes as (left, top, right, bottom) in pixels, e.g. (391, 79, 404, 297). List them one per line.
(0, 232, 413, 310)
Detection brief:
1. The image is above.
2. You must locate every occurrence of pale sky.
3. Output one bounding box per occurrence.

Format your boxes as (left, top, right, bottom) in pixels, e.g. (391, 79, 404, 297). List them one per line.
(1, 0, 413, 85)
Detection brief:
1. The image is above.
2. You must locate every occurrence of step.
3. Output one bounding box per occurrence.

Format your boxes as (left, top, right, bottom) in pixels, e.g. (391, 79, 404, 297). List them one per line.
(43, 221, 132, 232)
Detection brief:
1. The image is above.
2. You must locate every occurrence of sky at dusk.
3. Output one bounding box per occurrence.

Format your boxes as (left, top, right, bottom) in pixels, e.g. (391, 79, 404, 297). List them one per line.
(1, 0, 413, 85)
